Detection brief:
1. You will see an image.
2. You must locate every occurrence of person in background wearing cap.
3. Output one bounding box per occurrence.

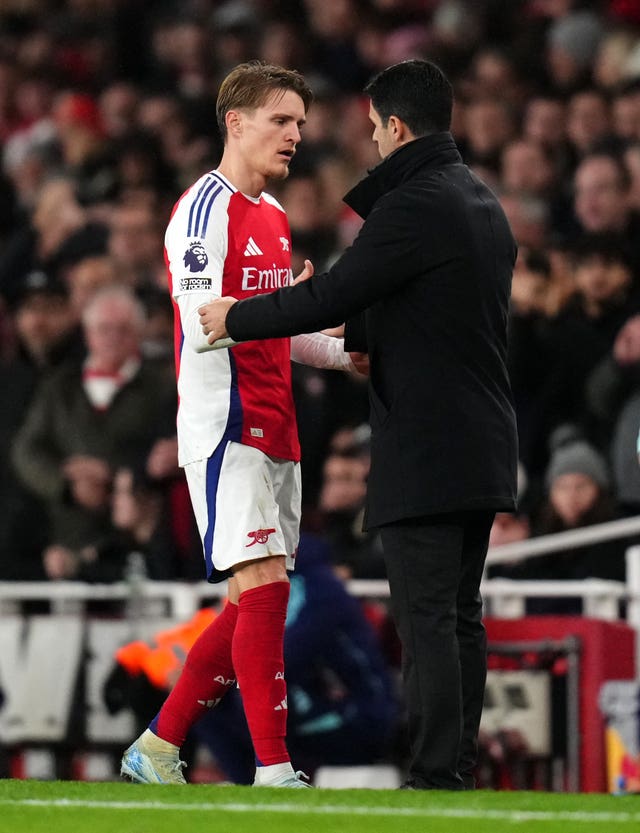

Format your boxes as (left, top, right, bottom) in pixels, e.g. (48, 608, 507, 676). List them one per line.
(493, 424, 627, 614)
(52, 91, 117, 206)
(0, 269, 83, 580)
(546, 9, 604, 93)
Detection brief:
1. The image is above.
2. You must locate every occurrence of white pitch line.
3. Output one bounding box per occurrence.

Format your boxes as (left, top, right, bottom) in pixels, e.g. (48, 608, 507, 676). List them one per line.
(1, 798, 639, 824)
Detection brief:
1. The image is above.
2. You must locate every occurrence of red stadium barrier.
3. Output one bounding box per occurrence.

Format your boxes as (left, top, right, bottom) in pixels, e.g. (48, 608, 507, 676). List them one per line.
(485, 617, 636, 792)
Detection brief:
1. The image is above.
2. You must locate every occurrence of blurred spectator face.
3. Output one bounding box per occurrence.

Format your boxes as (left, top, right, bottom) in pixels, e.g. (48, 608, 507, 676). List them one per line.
(499, 192, 549, 249)
(259, 20, 306, 69)
(523, 97, 566, 149)
(14, 291, 75, 361)
(319, 453, 368, 513)
(469, 49, 520, 103)
(136, 95, 206, 174)
(549, 472, 600, 527)
(65, 254, 118, 317)
(510, 251, 550, 315)
(531, 0, 581, 18)
(137, 287, 174, 362)
(624, 143, 640, 209)
(15, 27, 55, 75)
(566, 91, 611, 155)
(338, 96, 380, 169)
(53, 91, 105, 164)
(501, 140, 555, 195)
(152, 20, 208, 78)
(4, 143, 51, 210)
(108, 202, 164, 277)
(612, 91, 640, 140)
(281, 176, 325, 232)
(99, 82, 140, 139)
(545, 9, 603, 91)
(32, 178, 85, 258)
(317, 155, 355, 226)
(355, 21, 388, 72)
(304, 0, 358, 37)
(464, 99, 514, 160)
(303, 98, 339, 145)
(546, 45, 581, 89)
(431, 0, 481, 52)
(594, 31, 638, 89)
(573, 156, 630, 233)
(82, 287, 144, 373)
(0, 58, 17, 122)
(14, 74, 54, 124)
(138, 94, 181, 136)
(573, 253, 631, 308)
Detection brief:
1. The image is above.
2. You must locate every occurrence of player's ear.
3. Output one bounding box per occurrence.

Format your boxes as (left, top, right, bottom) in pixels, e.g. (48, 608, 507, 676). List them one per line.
(226, 110, 243, 137)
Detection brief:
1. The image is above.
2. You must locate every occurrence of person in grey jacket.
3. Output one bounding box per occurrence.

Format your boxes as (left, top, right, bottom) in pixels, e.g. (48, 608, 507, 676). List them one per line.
(200, 59, 518, 790)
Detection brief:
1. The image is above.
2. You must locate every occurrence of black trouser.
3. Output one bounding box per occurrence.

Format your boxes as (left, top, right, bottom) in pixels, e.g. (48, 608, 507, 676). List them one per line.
(379, 510, 495, 790)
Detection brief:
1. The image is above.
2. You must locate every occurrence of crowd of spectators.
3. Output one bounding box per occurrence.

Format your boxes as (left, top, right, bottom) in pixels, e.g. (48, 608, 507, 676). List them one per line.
(1, 0, 640, 593)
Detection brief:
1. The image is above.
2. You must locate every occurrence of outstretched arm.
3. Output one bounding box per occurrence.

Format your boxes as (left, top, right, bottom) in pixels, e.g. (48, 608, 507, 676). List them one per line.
(200, 191, 426, 344)
(197, 258, 315, 348)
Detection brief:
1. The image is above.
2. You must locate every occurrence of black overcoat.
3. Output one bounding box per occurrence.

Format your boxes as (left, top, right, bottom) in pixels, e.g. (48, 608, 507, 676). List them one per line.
(227, 132, 519, 527)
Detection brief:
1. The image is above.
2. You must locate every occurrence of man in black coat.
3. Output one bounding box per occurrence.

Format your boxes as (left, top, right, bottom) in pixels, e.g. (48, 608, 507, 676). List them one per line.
(200, 59, 518, 790)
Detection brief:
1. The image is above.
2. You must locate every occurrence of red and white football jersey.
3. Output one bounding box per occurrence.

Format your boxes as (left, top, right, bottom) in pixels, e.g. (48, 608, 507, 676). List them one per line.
(166, 170, 300, 466)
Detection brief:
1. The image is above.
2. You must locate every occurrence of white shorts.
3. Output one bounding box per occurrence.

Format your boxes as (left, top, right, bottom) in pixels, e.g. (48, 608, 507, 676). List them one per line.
(184, 441, 301, 582)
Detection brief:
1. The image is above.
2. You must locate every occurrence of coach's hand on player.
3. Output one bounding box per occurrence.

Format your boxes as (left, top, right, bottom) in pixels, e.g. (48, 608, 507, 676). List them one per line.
(199, 297, 237, 343)
(198, 260, 315, 344)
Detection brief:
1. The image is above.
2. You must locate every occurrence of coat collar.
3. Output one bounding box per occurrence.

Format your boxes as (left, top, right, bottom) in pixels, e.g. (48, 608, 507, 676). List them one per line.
(344, 131, 462, 219)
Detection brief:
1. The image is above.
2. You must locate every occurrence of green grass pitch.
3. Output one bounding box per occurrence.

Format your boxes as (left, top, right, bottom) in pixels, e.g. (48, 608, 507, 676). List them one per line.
(1, 779, 639, 833)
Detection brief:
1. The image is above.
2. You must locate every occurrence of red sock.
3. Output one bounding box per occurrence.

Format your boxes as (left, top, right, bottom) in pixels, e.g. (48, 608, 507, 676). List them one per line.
(150, 601, 238, 747)
(232, 581, 290, 766)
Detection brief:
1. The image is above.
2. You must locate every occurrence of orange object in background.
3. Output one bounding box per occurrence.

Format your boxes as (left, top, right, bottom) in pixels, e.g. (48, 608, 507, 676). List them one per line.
(115, 607, 217, 690)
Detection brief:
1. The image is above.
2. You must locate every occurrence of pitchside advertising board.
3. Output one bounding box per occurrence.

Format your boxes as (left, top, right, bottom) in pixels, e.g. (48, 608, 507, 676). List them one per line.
(0, 614, 556, 750)
(0, 615, 175, 744)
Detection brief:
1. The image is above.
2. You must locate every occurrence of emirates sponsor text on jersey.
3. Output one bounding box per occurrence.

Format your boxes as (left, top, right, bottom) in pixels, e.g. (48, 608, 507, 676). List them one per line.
(241, 264, 293, 291)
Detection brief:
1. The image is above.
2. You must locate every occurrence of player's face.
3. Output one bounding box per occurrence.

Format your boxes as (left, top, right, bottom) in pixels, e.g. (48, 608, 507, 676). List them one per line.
(237, 90, 306, 182)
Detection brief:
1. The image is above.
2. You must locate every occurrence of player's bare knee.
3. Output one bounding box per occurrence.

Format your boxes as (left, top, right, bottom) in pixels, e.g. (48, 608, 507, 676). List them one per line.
(233, 554, 289, 591)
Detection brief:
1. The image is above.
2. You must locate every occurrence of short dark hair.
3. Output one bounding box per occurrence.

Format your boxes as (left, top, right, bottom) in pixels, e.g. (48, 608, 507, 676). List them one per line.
(570, 232, 634, 272)
(364, 59, 453, 136)
(216, 61, 313, 141)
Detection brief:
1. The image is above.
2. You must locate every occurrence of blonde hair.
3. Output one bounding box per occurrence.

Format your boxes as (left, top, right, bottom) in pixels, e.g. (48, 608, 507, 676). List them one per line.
(216, 61, 313, 141)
